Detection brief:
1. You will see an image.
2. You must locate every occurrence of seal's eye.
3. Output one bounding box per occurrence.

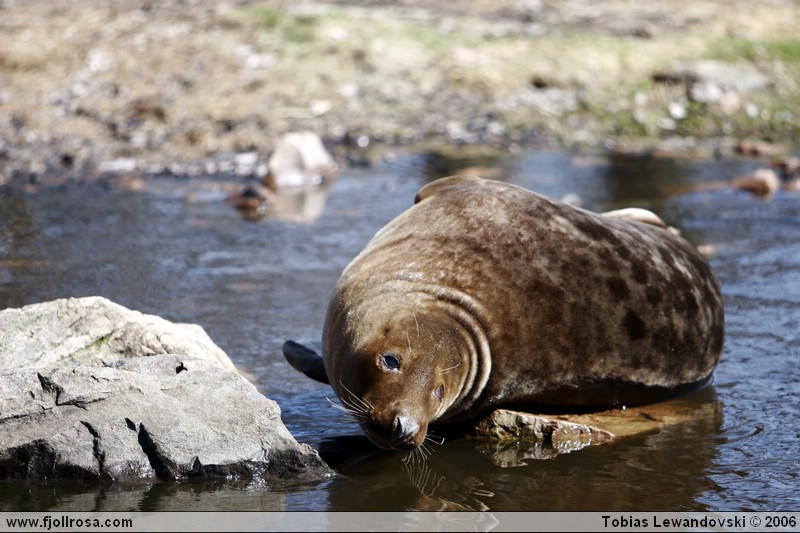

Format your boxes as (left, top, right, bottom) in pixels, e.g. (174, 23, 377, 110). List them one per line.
(380, 353, 401, 371)
(434, 384, 444, 402)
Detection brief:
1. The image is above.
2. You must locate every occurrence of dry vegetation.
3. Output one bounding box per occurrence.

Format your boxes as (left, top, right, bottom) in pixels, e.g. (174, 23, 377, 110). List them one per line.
(0, 0, 798, 184)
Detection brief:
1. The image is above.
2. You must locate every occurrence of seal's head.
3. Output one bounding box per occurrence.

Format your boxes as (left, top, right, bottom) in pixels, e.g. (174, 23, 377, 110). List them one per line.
(324, 310, 471, 451)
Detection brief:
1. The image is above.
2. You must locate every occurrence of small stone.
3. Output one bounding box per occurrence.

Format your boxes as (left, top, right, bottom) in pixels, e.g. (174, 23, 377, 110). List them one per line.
(668, 101, 686, 120)
(98, 158, 137, 174)
(690, 82, 723, 104)
(234, 151, 259, 168)
(718, 92, 743, 115)
(731, 168, 780, 198)
(657, 117, 676, 131)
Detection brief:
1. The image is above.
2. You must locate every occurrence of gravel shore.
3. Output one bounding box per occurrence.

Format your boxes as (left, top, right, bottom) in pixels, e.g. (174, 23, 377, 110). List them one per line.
(1, 0, 798, 186)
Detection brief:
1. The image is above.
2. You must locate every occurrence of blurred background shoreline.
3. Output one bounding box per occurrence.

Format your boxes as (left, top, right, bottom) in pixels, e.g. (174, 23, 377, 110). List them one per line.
(1, 0, 798, 187)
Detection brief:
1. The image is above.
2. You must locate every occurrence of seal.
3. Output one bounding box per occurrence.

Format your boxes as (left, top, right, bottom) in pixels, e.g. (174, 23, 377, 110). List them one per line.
(284, 176, 724, 451)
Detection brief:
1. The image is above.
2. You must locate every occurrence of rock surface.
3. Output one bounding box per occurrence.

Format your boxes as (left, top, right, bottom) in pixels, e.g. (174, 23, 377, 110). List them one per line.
(0, 296, 333, 483)
(0, 296, 237, 372)
(0, 354, 333, 482)
(473, 409, 614, 454)
(469, 387, 722, 467)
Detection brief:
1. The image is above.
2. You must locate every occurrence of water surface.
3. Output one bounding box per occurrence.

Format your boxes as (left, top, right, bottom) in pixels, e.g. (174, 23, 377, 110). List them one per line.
(0, 150, 797, 512)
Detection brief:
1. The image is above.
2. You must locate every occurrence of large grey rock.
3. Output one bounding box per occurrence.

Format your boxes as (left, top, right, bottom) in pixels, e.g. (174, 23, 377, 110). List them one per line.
(0, 296, 236, 372)
(0, 354, 333, 482)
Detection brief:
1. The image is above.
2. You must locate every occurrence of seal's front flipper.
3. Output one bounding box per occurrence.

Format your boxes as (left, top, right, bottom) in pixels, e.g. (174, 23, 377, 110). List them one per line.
(283, 340, 330, 384)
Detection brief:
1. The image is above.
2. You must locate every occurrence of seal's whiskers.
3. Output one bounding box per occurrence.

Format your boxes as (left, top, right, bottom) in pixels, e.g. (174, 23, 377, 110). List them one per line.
(440, 361, 461, 374)
(400, 432, 444, 465)
(424, 433, 446, 446)
(326, 382, 375, 423)
(325, 397, 367, 423)
(339, 381, 374, 413)
(402, 445, 427, 465)
(404, 455, 433, 491)
(402, 456, 445, 498)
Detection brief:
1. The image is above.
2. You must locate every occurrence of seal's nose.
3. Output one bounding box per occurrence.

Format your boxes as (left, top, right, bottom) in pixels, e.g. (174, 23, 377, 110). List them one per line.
(389, 414, 420, 448)
(363, 412, 424, 450)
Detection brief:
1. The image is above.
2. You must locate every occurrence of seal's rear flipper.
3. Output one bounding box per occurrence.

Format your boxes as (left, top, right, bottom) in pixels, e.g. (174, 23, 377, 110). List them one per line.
(601, 207, 667, 228)
(602, 207, 681, 235)
(283, 340, 330, 384)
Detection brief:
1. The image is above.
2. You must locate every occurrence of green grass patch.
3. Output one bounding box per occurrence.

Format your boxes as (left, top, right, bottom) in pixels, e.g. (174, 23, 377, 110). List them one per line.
(282, 16, 317, 43)
(709, 36, 800, 68)
(242, 5, 317, 43)
(249, 6, 283, 30)
(764, 39, 800, 66)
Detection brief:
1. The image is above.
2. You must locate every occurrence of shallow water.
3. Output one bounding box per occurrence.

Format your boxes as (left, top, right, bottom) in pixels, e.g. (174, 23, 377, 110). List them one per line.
(0, 150, 798, 512)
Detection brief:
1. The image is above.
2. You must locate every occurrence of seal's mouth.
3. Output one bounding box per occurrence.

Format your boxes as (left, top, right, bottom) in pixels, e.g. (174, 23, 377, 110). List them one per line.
(361, 414, 423, 451)
(363, 430, 420, 451)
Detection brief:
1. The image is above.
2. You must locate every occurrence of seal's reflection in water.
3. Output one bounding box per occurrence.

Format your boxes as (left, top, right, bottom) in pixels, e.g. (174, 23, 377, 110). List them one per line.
(317, 436, 497, 511)
(228, 181, 333, 223)
(318, 387, 723, 511)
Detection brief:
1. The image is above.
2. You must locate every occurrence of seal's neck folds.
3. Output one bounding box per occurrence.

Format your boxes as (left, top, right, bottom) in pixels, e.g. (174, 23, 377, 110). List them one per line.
(373, 280, 494, 422)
